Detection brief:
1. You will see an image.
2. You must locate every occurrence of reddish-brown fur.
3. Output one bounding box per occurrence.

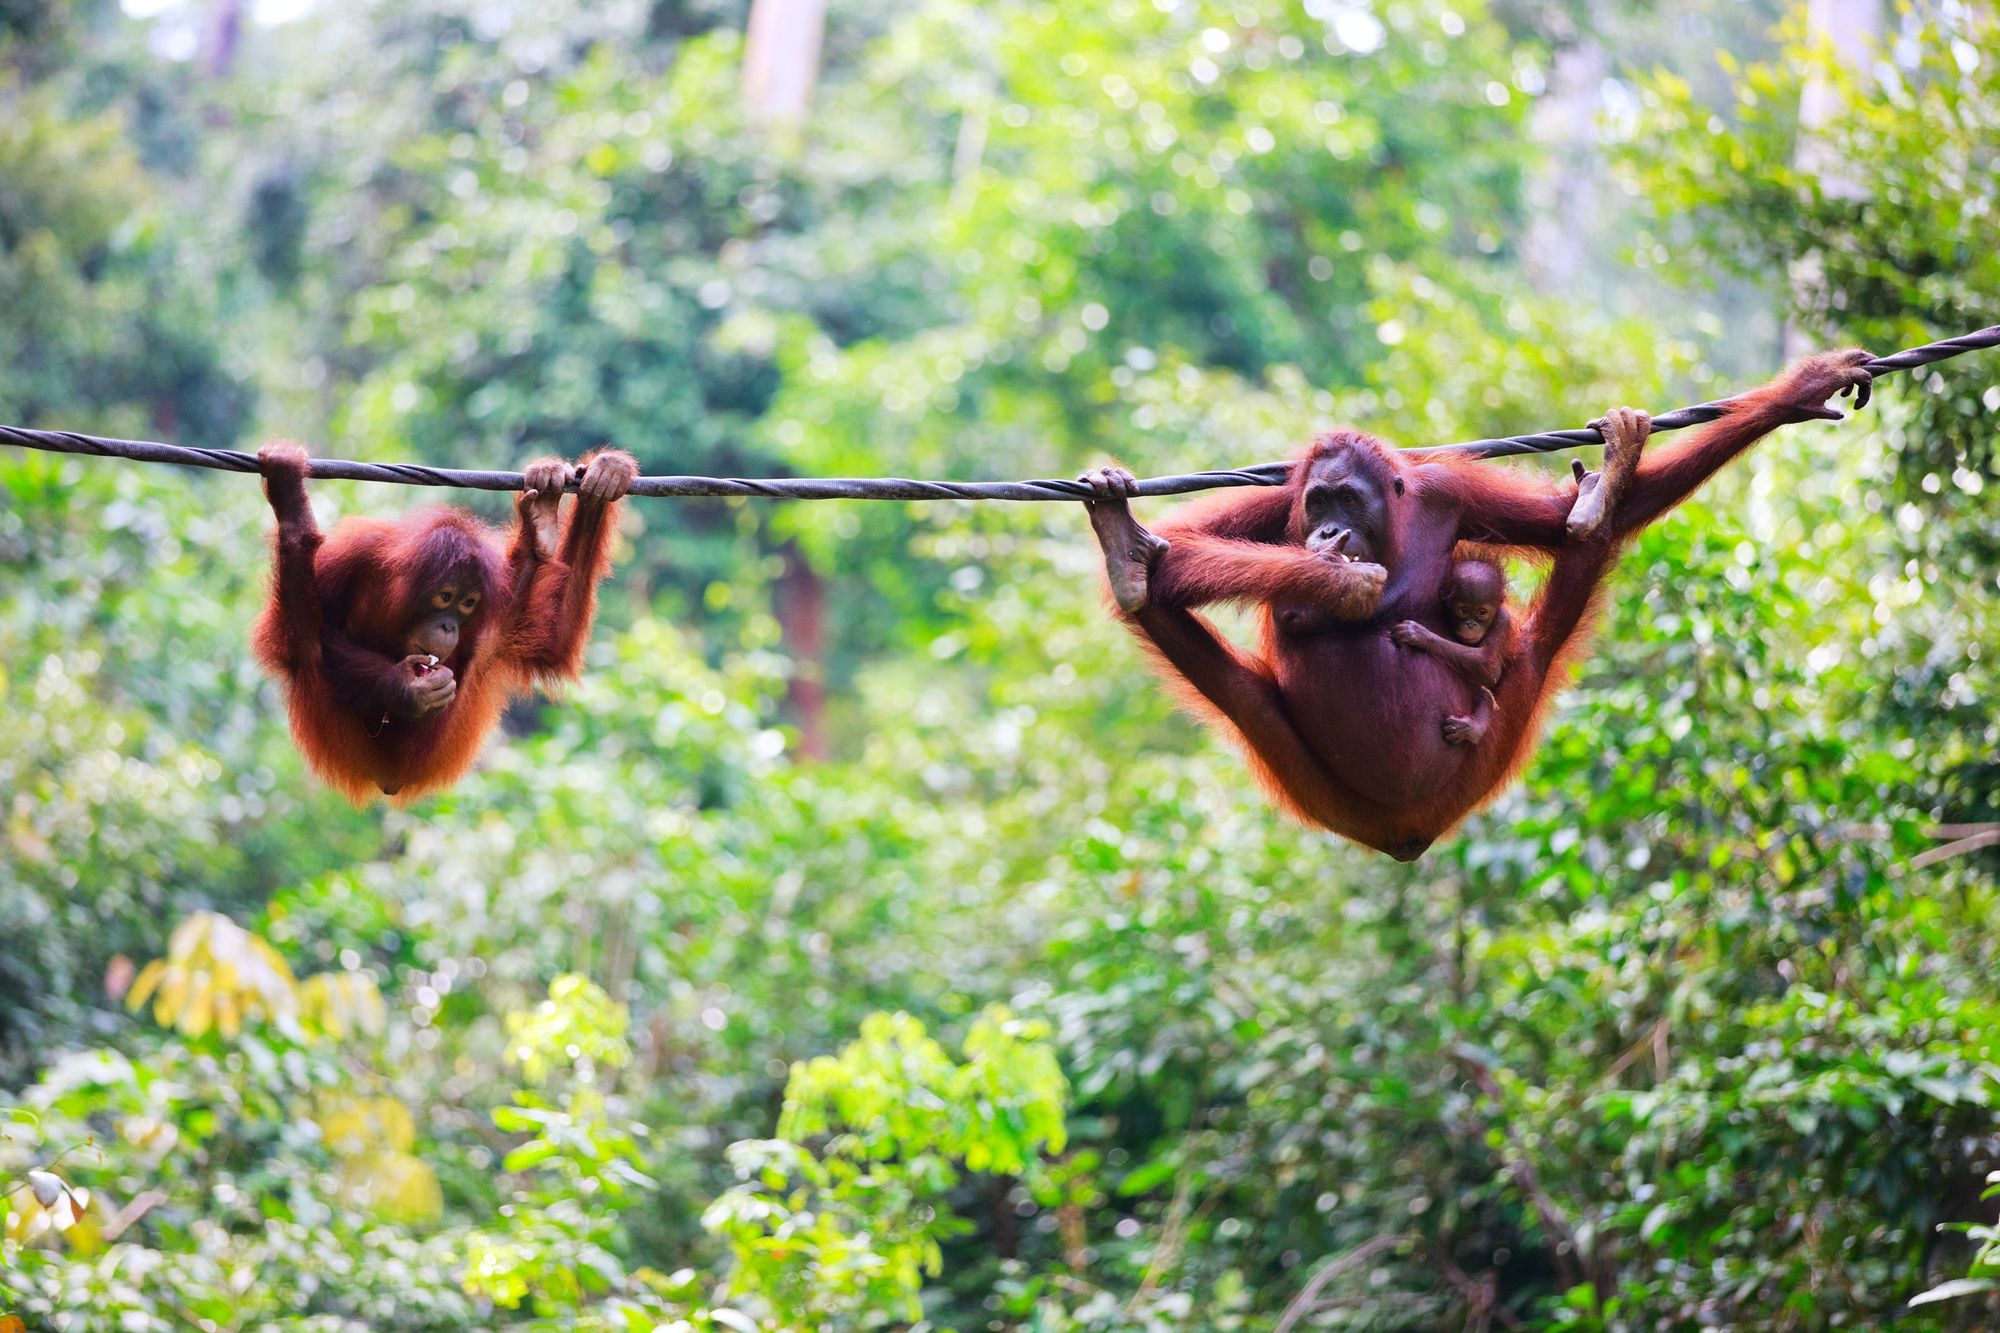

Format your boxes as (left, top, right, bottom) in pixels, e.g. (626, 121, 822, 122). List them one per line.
(1102, 350, 1872, 860)
(251, 442, 635, 804)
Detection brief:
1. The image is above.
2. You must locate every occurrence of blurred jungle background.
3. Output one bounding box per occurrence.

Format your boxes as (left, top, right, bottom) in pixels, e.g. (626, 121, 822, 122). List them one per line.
(2, 0, 1997, 1328)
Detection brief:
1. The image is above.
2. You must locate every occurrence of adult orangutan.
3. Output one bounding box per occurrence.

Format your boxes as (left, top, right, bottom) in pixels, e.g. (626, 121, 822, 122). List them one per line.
(252, 441, 638, 803)
(1082, 349, 1874, 860)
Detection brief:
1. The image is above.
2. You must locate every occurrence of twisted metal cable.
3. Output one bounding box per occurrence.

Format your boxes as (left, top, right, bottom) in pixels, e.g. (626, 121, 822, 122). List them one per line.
(2, 326, 1994, 501)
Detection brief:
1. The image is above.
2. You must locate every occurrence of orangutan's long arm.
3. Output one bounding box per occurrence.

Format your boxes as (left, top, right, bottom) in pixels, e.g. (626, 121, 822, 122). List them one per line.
(1437, 349, 1873, 550)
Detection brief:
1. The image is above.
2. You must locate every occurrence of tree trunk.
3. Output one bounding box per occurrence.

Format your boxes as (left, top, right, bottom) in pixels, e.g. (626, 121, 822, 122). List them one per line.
(199, 0, 244, 79)
(1521, 40, 1608, 292)
(773, 542, 829, 761)
(743, 0, 831, 758)
(1787, 0, 1883, 355)
(741, 0, 827, 122)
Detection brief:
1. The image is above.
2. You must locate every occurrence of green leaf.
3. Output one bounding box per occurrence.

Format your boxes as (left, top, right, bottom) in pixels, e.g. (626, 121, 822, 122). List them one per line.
(1909, 1278, 1999, 1306)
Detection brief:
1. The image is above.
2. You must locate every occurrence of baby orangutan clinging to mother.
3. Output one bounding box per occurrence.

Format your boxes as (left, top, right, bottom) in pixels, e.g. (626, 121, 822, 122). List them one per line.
(1389, 557, 1511, 748)
(1384, 404, 1651, 751)
(1083, 350, 1874, 861)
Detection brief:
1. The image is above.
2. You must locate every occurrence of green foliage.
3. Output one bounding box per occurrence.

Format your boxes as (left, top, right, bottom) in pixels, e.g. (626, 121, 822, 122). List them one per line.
(505, 973, 635, 1087)
(458, 976, 666, 1323)
(1913, 1171, 2000, 1309)
(706, 1008, 1068, 1329)
(777, 1008, 1067, 1173)
(5, 0, 2000, 1330)
(0, 39, 249, 445)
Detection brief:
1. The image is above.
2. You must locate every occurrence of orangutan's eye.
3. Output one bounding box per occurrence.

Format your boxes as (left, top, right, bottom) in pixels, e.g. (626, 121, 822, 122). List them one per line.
(431, 588, 455, 610)
(458, 593, 480, 615)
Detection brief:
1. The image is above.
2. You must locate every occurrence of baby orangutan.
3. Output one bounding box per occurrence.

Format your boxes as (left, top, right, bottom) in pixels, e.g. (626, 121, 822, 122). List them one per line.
(1389, 559, 1510, 746)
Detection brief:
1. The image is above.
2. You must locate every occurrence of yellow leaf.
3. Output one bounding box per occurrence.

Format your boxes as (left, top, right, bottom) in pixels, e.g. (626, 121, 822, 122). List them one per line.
(320, 990, 348, 1039)
(125, 959, 166, 1013)
(169, 913, 208, 959)
(216, 989, 241, 1039)
(60, 1208, 104, 1256)
(156, 966, 189, 1029)
(181, 973, 214, 1038)
(320, 1103, 366, 1156)
(130, 912, 303, 1036)
(375, 1098, 416, 1152)
(359, 983, 387, 1036)
(344, 1151, 442, 1223)
(255, 936, 298, 987)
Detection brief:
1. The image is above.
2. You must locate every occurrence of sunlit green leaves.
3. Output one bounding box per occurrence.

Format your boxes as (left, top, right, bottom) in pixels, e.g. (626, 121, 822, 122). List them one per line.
(504, 973, 633, 1086)
(6, 0, 2000, 1328)
(779, 1006, 1068, 1173)
(706, 1007, 1068, 1330)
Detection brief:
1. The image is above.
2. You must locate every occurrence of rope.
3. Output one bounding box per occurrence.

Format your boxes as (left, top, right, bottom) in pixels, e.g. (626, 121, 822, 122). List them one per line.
(1421, 325, 2000, 460)
(2, 326, 1993, 501)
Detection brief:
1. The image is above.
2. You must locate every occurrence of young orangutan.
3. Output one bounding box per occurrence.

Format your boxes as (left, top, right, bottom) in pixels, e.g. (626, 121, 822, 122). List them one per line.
(253, 442, 638, 803)
(1388, 558, 1511, 747)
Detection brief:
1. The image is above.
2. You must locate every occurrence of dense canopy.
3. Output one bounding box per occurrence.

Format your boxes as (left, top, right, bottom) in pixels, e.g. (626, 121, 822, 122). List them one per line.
(2, 1, 1996, 1329)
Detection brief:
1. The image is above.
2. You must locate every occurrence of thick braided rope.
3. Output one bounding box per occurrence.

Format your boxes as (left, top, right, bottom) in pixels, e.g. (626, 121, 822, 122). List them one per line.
(2, 326, 1993, 500)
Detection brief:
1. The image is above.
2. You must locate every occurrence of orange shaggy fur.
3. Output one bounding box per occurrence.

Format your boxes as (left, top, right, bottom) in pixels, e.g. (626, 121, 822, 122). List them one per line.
(1103, 351, 1874, 859)
(253, 444, 632, 804)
